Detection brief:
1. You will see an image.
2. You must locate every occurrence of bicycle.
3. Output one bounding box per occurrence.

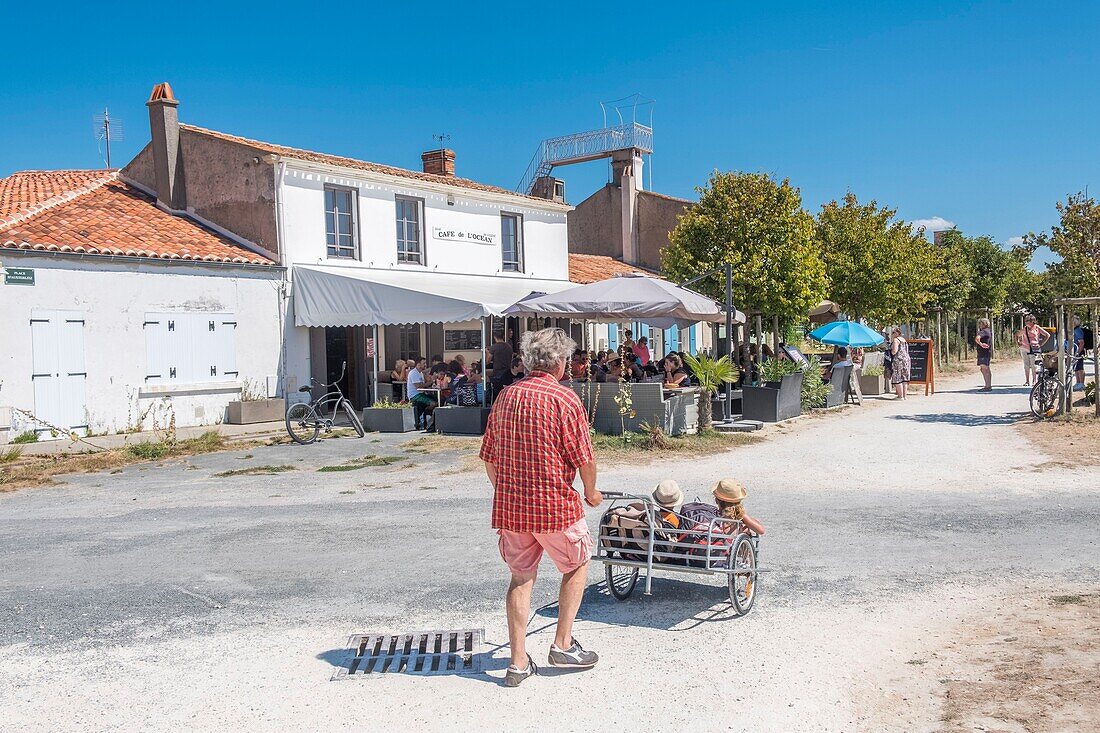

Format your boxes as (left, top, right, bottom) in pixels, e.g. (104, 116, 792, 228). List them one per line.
(284, 361, 365, 444)
(1029, 350, 1070, 419)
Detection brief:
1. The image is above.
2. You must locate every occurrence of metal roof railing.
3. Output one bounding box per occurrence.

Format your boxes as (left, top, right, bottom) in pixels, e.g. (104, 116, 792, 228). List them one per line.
(517, 122, 653, 194)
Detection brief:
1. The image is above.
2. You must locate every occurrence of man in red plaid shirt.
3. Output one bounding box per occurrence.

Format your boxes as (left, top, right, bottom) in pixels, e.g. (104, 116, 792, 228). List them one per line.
(480, 327, 602, 687)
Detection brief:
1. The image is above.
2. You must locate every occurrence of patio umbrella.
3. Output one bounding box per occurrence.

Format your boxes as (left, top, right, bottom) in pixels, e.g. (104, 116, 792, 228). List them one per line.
(808, 300, 840, 324)
(808, 320, 885, 347)
(503, 273, 745, 329)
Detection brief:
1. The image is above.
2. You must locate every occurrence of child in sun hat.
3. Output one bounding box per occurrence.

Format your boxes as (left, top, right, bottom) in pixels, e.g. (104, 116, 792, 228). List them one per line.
(711, 478, 765, 536)
(651, 479, 684, 529)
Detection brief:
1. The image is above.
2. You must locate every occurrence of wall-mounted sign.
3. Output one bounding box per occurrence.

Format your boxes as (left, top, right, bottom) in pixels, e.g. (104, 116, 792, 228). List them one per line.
(4, 267, 34, 285)
(431, 227, 497, 245)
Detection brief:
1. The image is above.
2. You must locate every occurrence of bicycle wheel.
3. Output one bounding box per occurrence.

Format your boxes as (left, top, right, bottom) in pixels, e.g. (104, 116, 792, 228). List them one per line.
(1030, 379, 1063, 419)
(606, 563, 638, 601)
(727, 535, 757, 616)
(285, 402, 320, 445)
(340, 399, 365, 438)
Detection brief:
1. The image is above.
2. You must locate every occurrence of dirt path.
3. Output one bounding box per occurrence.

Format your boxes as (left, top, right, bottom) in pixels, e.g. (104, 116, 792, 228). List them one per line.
(1, 368, 1097, 732)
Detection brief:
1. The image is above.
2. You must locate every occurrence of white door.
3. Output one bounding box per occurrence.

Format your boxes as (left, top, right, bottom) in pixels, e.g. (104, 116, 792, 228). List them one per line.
(30, 310, 87, 432)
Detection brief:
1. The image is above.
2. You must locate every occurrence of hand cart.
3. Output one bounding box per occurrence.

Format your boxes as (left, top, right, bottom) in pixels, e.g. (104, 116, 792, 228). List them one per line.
(592, 491, 760, 615)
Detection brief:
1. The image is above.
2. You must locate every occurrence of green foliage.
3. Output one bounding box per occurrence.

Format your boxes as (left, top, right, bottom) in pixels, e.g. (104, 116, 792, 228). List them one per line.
(370, 399, 411, 410)
(12, 431, 39, 444)
(684, 352, 738, 430)
(0, 446, 23, 464)
(817, 192, 939, 323)
(928, 233, 975, 312)
(801, 356, 833, 410)
(664, 171, 826, 320)
(125, 440, 171, 460)
(1028, 191, 1100, 299)
(758, 357, 798, 383)
(862, 364, 885, 377)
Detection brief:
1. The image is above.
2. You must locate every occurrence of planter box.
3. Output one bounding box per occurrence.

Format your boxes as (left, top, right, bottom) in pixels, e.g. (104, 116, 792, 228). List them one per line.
(742, 372, 803, 422)
(434, 406, 491, 436)
(226, 398, 285, 425)
(362, 407, 417, 433)
(859, 373, 885, 396)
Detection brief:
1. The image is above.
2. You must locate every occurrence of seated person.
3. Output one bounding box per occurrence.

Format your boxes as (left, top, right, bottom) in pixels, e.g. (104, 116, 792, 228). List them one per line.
(570, 351, 590, 381)
(712, 478, 765, 536)
(406, 357, 435, 429)
(469, 360, 485, 404)
(824, 347, 853, 381)
(595, 357, 624, 383)
(623, 353, 646, 383)
(492, 356, 525, 394)
(652, 479, 684, 529)
(662, 354, 691, 388)
(446, 367, 479, 407)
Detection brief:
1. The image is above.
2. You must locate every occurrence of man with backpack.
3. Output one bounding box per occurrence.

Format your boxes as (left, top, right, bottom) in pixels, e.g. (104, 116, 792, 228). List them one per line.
(480, 328, 602, 687)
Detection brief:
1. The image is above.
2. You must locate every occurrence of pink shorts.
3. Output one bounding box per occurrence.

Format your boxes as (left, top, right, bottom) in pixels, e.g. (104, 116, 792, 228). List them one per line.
(498, 518, 594, 575)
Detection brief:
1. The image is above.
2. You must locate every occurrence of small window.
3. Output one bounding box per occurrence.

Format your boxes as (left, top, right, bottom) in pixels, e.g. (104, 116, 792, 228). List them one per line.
(553, 180, 565, 200)
(396, 196, 424, 264)
(501, 213, 523, 272)
(325, 186, 357, 259)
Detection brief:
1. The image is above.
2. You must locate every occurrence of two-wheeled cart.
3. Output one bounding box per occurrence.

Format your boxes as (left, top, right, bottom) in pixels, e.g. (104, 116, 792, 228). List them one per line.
(592, 491, 760, 615)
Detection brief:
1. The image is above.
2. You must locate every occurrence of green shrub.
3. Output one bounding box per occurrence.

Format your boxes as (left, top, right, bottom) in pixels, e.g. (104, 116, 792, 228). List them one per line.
(801, 356, 833, 410)
(369, 399, 411, 410)
(0, 446, 23, 463)
(12, 431, 39, 444)
(125, 440, 171, 460)
(862, 365, 885, 377)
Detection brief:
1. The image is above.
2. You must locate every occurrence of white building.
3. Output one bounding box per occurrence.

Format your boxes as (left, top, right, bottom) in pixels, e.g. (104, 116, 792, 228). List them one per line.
(118, 83, 577, 409)
(0, 168, 282, 441)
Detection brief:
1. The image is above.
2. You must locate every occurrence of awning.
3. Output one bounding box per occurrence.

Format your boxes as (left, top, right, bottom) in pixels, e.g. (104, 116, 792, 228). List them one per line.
(503, 273, 745, 329)
(292, 265, 575, 327)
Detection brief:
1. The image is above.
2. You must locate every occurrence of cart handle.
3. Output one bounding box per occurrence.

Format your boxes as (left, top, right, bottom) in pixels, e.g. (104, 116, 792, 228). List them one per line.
(599, 491, 655, 504)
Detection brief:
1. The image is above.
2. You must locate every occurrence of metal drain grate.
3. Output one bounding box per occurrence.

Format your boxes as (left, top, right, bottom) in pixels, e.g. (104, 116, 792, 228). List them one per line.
(333, 629, 484, 679)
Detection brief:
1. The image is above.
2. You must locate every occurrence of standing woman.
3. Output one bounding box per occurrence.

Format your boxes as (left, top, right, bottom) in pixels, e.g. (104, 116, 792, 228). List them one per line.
(1015, 321, 1032, 386)
(974, 317, 993, 391)
(890, 327, 911, 399)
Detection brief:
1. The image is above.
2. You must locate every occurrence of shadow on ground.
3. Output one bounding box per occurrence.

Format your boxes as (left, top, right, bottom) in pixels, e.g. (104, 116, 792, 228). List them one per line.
(889, 412, 1029, 427)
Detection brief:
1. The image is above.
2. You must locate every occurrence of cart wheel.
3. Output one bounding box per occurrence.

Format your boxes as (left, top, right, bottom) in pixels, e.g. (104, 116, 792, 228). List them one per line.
(606, 563, 638, 600)
(728, 535, 757, 615)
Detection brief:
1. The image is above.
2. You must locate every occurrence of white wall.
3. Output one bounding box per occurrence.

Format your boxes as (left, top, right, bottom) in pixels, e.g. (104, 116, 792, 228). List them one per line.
(279, 166, 570, 281)
(0, 254, 284, 438)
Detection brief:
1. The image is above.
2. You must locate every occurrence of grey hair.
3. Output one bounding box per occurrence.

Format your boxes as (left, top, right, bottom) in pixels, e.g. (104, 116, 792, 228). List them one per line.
(978, 317, 990, 328)
(521, 328, 576, 373)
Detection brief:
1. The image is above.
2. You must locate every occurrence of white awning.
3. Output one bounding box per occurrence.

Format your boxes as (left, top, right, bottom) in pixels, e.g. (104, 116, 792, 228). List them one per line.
(292, 265, 575, 327)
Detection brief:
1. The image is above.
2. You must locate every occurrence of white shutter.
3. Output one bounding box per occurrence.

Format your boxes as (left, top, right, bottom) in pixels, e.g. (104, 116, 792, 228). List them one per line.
(164, 313, 191, 383)
(145, 315, 168, 382)
(59, 316, 87, 428)
(30, 313, 60, 428)
(217, 315, 238, 378)
(191, 314, 219, 382)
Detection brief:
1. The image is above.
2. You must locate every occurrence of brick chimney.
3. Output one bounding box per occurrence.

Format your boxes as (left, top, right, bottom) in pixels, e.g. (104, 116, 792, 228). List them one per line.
(421, 148, 456, 177)
(146, 82, 186, 211)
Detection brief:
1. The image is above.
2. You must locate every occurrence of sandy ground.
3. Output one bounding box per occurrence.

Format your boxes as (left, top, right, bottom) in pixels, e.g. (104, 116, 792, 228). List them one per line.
(1, 367, 1097, 732)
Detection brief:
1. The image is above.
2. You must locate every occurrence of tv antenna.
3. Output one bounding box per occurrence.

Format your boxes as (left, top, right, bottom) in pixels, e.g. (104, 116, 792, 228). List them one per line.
(93, 108, 123, 168)
(432, 133, 451, 150)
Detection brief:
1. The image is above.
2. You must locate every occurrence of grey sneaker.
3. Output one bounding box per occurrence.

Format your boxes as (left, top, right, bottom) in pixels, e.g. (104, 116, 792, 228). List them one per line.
(547, 638, 599, 669)
(504, 656, 537, 687)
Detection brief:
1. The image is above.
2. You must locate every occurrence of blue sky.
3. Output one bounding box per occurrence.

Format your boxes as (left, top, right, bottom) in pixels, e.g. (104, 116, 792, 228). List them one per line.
(3, 1, 1096, 269)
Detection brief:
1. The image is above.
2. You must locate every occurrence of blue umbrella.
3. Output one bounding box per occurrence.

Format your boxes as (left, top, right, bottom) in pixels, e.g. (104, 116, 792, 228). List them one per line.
(808, 320, 885, 347)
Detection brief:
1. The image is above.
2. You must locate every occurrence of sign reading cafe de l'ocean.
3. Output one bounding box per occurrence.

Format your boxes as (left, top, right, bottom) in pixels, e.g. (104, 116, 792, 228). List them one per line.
(431, 227, 498, 245)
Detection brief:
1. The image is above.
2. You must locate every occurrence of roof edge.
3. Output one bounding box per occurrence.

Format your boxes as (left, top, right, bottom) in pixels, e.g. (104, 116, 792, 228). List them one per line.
(0, 170, 117, 233)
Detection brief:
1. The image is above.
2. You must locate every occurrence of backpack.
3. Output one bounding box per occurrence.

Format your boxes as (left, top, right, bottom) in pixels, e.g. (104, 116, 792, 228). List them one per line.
(679, 501, 718, 526)
(600, 503, 682, 564)
(1083, 327, 1095, 351)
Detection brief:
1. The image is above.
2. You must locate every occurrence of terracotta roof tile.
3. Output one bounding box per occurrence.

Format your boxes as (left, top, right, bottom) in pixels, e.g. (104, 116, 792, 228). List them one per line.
(568, 253, 660, 284)
(180, 124, 560, 205)
(0, 170, 274, 265)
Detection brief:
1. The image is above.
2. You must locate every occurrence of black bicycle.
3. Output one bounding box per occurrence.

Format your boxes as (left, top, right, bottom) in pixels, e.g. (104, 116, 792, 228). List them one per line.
(284, 361, 365, 444)
(1029, 351, 1068, 419)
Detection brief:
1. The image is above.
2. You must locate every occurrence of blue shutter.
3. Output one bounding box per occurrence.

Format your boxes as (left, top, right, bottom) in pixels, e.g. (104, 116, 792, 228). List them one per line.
(688, 325, 697, 355)
(608, 324, 618, 351)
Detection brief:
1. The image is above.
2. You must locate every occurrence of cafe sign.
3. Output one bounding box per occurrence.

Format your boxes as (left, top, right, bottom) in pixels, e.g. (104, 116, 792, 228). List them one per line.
(431, 227, 498, 246)
(4, 267, 34, 285)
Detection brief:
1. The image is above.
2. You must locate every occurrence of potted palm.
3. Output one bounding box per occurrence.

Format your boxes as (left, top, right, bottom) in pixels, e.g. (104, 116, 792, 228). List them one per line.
(684, 353, 738, 430)
(362, 398, 417, 432)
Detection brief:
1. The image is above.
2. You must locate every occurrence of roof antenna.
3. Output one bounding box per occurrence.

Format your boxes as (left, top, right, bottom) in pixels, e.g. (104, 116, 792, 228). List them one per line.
(93, 108, 123, 168)
(433, 133, 451, 151)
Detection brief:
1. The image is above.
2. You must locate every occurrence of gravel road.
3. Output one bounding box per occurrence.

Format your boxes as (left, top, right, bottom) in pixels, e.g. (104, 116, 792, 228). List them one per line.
(1, 371, 1097, 731)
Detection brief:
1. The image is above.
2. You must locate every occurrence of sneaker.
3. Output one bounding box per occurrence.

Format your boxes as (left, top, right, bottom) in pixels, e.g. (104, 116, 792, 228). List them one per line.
(1073, 382, 1085, 392)
(504, 656, 537, 687)
(547, 638, 599, 669)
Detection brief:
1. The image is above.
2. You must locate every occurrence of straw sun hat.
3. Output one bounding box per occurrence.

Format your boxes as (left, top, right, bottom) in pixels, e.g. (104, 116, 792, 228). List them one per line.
(652, 480, 685, 513)
(711, 478, 748, 503)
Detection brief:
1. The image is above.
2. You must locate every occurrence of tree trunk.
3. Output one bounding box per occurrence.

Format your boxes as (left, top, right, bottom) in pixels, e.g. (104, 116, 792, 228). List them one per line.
(699, 390, 714, 431)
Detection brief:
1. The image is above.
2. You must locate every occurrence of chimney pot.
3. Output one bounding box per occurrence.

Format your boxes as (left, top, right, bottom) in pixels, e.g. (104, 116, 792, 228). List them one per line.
(422, 148, 456, 177)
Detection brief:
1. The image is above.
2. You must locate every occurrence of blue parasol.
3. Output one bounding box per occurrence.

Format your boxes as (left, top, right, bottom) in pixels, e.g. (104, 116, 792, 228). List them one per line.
(808, 320, 885, 347)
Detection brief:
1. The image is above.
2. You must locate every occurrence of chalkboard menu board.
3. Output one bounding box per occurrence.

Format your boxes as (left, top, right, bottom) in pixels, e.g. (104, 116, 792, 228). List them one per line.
(444, 329, 483, 351)
(905, 338, 935, 395)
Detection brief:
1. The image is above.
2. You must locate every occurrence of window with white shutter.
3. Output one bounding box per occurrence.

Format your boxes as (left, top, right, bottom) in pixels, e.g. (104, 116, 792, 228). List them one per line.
(144, 312, 237, 386)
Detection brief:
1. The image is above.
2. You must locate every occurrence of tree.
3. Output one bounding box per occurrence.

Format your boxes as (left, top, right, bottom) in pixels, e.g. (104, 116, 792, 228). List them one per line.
(683, 353, 738, 430)
(817, 192, 938, 323)
(928, 231, 974, 313)
(664, 171, 826, 322)
(935, 230, 1012, 312)
(1027, 191, 1100, 299)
